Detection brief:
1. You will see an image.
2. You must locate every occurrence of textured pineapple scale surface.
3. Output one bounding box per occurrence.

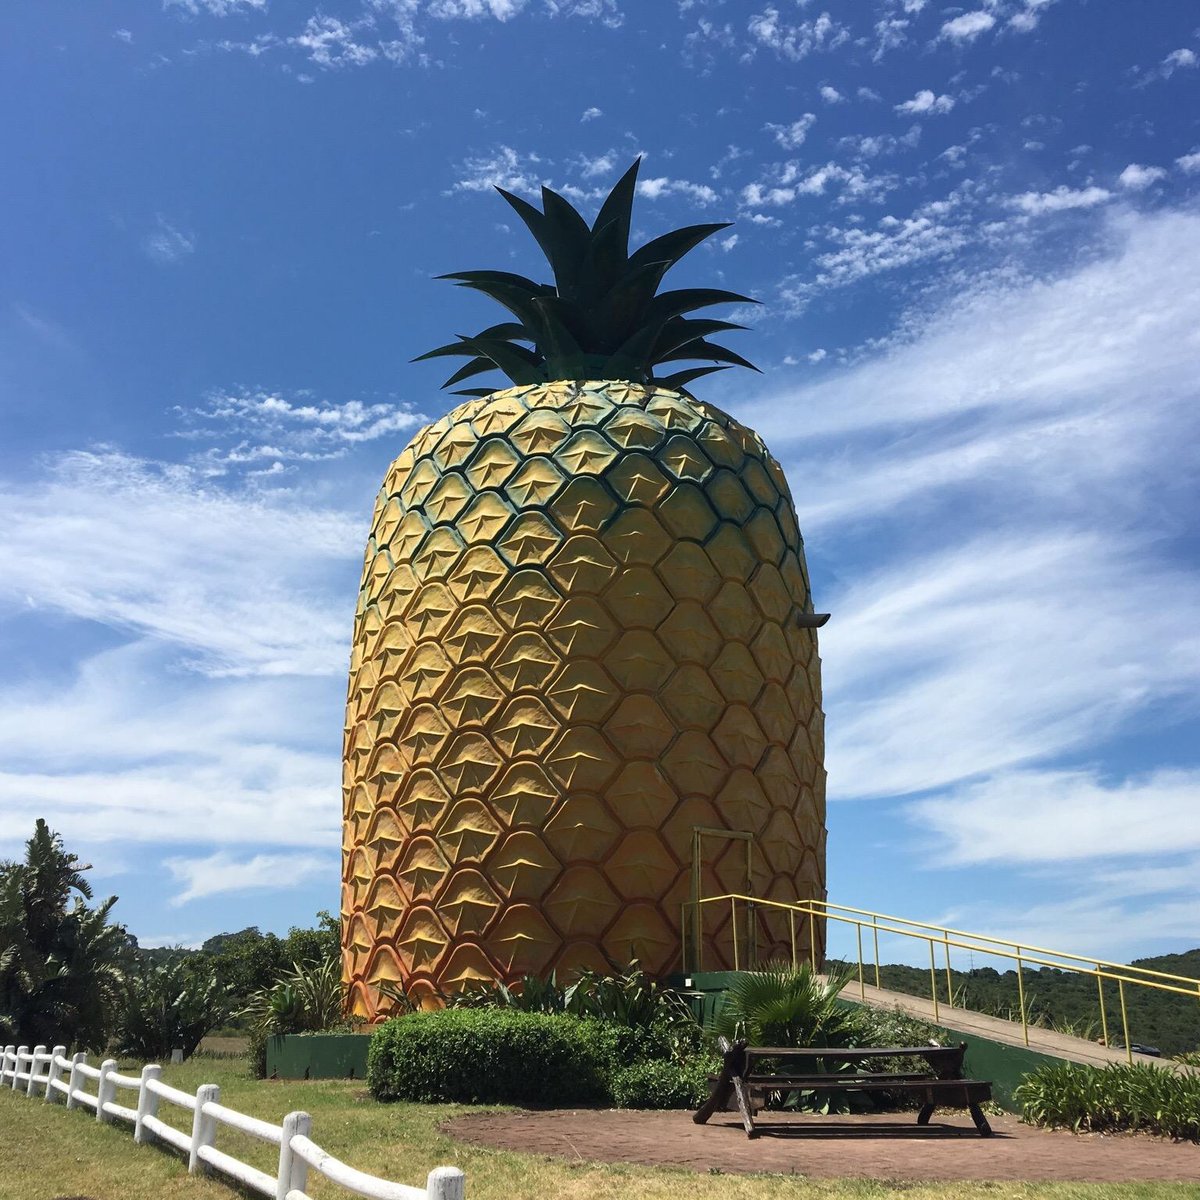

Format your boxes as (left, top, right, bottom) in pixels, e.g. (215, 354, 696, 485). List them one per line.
(342, 380, 827, 1017)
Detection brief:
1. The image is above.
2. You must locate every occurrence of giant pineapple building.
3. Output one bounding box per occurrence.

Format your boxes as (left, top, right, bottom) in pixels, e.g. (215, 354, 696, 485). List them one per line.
(340, 167, 826, 1018)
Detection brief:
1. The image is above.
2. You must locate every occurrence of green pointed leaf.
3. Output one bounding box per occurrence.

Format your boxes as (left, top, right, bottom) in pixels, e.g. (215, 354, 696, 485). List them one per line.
(592, 260, 673, 347)
(648, 317, 748, 359)
(440, 269, 551, 295)
(655, 365, 730, 390)
(498, 186, 589, 296)
(411, 337, 476, 363)
(459, 336, 546, 386)
(540, 186, 592, 293)
(592, 158, 640, 259)
(441, 356, 500, 389)
(531, 296, 588, 364)
(656, 338, 760, 372)
(627, 223, 731, 275)
(450, 387, 498, 398)
(645, 287, 756, 326)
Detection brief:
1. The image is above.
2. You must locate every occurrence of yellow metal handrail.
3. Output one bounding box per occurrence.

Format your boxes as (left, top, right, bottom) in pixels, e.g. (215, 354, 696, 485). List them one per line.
(683, 893, 1200, 1065)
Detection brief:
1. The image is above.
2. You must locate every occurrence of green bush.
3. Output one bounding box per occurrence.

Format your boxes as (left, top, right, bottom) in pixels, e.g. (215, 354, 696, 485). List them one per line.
(118, 958, 228, 1061)
(1014, 1061, 1200, 1142)
(610, 1057, 716, 1109)
(367, 1009, 610, 1105)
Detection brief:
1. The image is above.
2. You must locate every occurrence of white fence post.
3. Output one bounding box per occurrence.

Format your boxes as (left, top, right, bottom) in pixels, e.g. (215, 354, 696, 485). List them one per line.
(44, 1045, 67, 1102)
(12, 1045, 28, 1089)
(276, 1110, 311, 1200)
(427, 1165, 466, 1200)
(65, 1052, 86, 1109)
(134, 1064, 161, 1144)
(95, 1058, 117, 1122)
(189, 1083, 220, 1175)
(0, 1045, 9, 1085)
(27, 1044, 46, 1097)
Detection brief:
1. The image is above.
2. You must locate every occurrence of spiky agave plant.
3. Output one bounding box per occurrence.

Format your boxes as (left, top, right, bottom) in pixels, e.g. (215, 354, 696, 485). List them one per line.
(342, 159, 828, 1018)
(415, 158, 757, 396)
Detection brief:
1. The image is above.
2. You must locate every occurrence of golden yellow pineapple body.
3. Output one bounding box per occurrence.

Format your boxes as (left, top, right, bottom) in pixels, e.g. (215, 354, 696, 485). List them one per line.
(342, 379, 825, 1017)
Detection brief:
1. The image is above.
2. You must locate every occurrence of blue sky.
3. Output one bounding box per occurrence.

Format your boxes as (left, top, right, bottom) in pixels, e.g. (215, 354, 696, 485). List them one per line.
(2, 1, 1198, 968)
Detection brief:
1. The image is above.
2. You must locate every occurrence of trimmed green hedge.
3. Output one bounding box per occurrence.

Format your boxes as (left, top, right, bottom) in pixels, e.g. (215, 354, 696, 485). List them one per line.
(610, 1058, 714, 1109)
(367, 1009, 610, 1105)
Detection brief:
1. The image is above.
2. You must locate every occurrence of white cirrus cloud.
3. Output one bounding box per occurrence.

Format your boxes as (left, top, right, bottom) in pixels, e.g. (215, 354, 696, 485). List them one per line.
(141, 216, 195, 265)
(0, 451, 360, 677)
(819, 85, 844, 104)
(452, 144, 543, 193)
(1009, 184, 1111, 214)
(909, 768, 1200, 865)
(765, 113, 816, 149)
(1118, 163, 1166, 190)
(894, 89, 954, 116)
(428, 0, 527, 18)
(1177, 150, 1200, 174)
(165, 0, 266, 15)
(291, 15, 378, 67)
(748, 8, 848, 61)
(939, 11, 995, 42)
(166, 850, 334, 905)
(636, 176, 718, 204)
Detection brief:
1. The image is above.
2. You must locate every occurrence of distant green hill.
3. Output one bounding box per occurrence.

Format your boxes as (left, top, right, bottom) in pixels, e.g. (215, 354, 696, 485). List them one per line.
(829, 948, 1200, 1058)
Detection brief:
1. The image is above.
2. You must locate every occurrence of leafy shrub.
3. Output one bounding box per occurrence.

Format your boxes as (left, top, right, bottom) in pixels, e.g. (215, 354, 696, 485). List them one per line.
(711, 961, 856, 1048)
(1014, 1061, 1200, 1142)
(368, 1009, 610, 1105)
(119, 959, 228, 1061)
(1175, 1049, 1200, 1068)
(610, 1057, 716, 1109)
(242, 956, 352, 1078)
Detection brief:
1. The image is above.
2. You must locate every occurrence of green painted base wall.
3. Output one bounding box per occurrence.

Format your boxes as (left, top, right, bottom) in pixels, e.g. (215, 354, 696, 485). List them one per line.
(265, 1033, 372, 1080)
(674, 971, 1061, 1112)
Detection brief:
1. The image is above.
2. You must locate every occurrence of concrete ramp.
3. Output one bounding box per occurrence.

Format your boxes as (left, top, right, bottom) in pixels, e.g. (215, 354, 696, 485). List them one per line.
(837, 979, 1183, 1072)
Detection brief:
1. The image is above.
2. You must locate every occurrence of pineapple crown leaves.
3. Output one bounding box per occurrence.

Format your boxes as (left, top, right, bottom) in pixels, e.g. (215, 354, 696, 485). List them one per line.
(414, 157, 760, 397)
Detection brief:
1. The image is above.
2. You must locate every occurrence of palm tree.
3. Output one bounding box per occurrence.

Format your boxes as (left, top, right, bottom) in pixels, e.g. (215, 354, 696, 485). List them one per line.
(0, 820, 130, 1050)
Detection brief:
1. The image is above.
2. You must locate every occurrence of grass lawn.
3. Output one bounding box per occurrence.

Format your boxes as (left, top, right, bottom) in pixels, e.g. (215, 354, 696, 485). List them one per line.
(0, 1053, 1192, 1200)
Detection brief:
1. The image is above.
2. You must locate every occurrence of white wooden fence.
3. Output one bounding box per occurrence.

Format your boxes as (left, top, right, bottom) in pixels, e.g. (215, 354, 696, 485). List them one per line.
(1, 1043, 464, 1200)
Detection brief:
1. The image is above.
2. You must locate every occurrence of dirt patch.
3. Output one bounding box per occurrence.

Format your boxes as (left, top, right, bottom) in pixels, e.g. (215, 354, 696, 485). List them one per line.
(443, 1108, 1200, 1183)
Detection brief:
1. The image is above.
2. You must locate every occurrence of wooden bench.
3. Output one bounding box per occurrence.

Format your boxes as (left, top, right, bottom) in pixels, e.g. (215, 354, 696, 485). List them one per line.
(694, 1038, 994, 1138)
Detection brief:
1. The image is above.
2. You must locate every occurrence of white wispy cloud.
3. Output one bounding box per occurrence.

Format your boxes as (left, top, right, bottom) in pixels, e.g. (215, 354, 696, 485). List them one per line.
(1118, 163, 1166, 190)
(747, 8, 848, 61)
(910, 768, 1200, 866)
(0, 451, 359, 676)
(1008, 0, 1055, 34)
(291, 15, 378, 67)
(141, 216, 195, 264)
(166, 850, 334, 904)
(580, 106, 603, 121)
(165, 0, 266, 15)
(939, 11, 995, 42)
(765, 113, 816, 150)
(742, 207, 1200, 816)
(637, 176, 718, 204)
(544, 0, 622, 26)
(819, 85, 844, 104)
(0, 641, 341, 857)
(1177, 150, 1200, 174)
(174, 388, 424, 475)
(428, 0, 526, 18)
(894, 89, 954, 116)
(452, 144, 543, 193)
(1009, 184, 1110, 214)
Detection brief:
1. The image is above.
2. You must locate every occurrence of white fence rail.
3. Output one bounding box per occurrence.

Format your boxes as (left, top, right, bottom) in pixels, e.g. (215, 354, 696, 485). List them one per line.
(1, 1042, 464, 1200)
